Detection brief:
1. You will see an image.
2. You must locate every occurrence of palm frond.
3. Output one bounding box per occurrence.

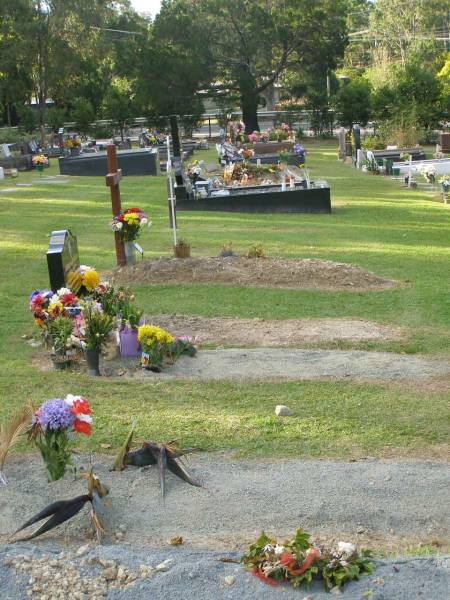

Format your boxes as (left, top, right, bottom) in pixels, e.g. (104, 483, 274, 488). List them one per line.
(111, 423, 136, 471)
(0, 405, 33, 484)
(13, 495, 90, 542)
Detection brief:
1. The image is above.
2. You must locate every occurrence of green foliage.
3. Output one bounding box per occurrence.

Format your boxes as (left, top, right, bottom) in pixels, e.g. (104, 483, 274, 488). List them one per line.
(48, 316, 73, 355)
(17, 105, 37, 134)
(247, 243, 265, 258)
(45, 107, 66, 133)
(334, 78, 372, 130)
(34, 430, 72, 482)
(71, 99, 96, 138)
(102, 77, 135, 141)
(363, 135, 384, 150)
(83, 302, 114, 351)
(0, 128, 26, 144)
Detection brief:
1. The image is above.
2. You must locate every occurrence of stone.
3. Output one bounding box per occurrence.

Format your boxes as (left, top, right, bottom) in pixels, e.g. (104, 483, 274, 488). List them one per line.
(223, 575, 236, 586)
(101, 567, 118, 581)
(275, 405, 294, 417)
(76, 545, 90, 557)
(155, 559, 173, 572)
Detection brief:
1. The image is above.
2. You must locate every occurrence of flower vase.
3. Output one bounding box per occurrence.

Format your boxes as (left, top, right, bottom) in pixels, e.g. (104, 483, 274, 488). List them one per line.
(124, 240, 136, 265)
(70, 147, 80, 157)
(119, 327, 140, 357)
(36, 430, 71, 481)
(85, 348, 100, 376)
(36, 164, 44, 177)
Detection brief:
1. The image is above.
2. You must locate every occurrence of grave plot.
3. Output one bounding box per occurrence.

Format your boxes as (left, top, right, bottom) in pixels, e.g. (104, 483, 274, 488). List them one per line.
(58, 148, 160, 176)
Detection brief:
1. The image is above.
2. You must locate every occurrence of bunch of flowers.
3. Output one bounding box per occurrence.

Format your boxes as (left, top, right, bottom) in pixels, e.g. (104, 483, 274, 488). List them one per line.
(242, 529, 373, 591)
(65, 138, 81, 148)
(293, 143, 306, 163)
(420, 164, 437, 183)
(32, 154, 49, 167)
(67, 265, 100, 294)
(111, 207, 148, 242)
(30, 394, 92, 480)
(30, 289, 56, 327)
(439, 174, 450, 192)
(138, 324, 174, 371)
(268, 124, 294, 142)
(241, 148, 255, 159)
(186, 161, 203, 183)
(247, 131, 260, 144)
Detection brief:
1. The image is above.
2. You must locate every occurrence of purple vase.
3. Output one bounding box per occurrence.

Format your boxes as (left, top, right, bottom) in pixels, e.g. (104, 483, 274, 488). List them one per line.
(119, 327, 140, 357)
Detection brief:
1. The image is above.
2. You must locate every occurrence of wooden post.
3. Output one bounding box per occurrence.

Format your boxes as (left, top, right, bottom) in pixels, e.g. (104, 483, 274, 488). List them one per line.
(105, 144, 126, 267)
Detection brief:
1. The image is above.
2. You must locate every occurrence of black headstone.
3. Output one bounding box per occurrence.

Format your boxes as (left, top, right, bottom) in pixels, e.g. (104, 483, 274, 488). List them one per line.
(353, 124, 361, 152)
(170, 115, 182, 157)
(46, 229, 80, 292)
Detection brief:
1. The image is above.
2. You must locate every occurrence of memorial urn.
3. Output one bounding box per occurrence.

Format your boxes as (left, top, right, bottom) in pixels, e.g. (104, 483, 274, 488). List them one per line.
(124, 240, 136, 264)
(84, 348, 100, 376)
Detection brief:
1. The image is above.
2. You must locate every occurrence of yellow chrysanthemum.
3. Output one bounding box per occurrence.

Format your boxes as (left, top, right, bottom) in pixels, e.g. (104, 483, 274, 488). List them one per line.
(123, 213, 140, 224)
(138, 325, 174, 346)
(82, 270, 100, 291)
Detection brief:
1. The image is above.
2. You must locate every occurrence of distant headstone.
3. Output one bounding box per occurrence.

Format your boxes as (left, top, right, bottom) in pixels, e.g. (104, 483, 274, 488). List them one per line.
(46, 229, 80, 292)
(353, 124, 361, 152)
(0, 144, 11, 159)
(338, 129, 346, 160)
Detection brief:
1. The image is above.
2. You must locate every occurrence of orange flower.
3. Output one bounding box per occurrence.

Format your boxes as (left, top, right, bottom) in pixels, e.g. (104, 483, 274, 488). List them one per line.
(74, 419, 91, 435)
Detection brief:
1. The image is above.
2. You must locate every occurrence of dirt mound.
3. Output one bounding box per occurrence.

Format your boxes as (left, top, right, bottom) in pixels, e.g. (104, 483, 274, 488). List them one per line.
(111, 257, 399, 291)
(144, 315, 404, 346)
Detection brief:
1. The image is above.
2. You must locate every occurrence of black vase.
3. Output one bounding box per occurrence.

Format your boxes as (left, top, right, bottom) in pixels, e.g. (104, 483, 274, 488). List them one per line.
(85, 348, 100, 376)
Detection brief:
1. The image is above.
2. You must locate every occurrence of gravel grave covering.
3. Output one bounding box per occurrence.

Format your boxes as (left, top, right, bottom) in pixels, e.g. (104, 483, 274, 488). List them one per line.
(110, 256, 400, 292)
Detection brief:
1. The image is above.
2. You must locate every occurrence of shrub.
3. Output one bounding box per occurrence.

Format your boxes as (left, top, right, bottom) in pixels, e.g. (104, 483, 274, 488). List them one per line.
(247, 243, 265, 258)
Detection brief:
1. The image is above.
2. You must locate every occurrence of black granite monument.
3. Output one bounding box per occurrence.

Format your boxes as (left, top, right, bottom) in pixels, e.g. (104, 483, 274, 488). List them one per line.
(46, 229, 80, 292)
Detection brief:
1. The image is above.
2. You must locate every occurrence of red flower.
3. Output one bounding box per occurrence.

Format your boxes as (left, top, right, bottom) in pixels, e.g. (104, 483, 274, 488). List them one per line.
(252, 568, 279, 586)
(125, 207, 141, 213)
(286, 548, 321, 576)
(72, 398, 91, 416)
(60, 292, 77, 306)
(280, 552, 294, 566)
(74, 419, 91, 435)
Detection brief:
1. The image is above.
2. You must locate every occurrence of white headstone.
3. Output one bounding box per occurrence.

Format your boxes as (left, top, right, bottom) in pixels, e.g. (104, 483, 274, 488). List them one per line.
(0, 144, 11, 159)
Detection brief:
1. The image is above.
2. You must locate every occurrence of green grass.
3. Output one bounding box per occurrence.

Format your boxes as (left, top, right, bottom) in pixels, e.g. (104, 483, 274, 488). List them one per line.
(0, 141, 449, 458)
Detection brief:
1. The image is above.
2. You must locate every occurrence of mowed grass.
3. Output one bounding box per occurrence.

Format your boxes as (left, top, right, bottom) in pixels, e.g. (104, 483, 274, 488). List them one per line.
(0, 140, 449, 458)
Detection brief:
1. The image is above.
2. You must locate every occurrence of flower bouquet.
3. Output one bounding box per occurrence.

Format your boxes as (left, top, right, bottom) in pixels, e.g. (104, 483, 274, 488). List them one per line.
(29, 395, 92, 481)
(242, 529, 373, 591)
(138, 324, 174, 371)
(439, 174, 450, 194)
(66, 265, 100, 295)
(65, 138, 81, 148)
(293, 143, 306, 166)
(82, 300, 114, 375)
(421, 164, 437, 184)
(111, 207, 148, 242)
(32, 154, 49, 173)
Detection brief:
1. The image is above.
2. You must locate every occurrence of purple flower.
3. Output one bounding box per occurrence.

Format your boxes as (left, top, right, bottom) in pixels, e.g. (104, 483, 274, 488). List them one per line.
(34, 399, 75, 431)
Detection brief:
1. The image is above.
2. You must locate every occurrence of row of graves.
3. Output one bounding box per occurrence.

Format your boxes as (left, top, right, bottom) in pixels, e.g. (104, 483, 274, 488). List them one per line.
(171, 121, 331, 214)
(339, 126, 450, 202)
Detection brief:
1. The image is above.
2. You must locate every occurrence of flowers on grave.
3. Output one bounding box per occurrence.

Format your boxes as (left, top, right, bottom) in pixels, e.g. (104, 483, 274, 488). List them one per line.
(30, 394, 92, 480)
(267, 124, 294, 142)
(242, 529, 374, 591)
(82, 300, 114, 351)
(439, 174, 450, 192)
(66, 265, 101, 294)
(32, 154, 49, 167)
(111, 207, 148, 242)
(138, 324, 197, 371)
(241, 148, 255, 160)
(293, 143, 306, 163)
(420, 164, 437, 184)
(186, 160, 203, 182)
(247, 131, 260, 144)
(65, 138, 81, 148)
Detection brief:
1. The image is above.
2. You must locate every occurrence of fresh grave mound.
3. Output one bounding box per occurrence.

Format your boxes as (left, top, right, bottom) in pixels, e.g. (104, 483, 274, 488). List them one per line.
(143, 315, 404, 346)
(111, 257, 400, 291)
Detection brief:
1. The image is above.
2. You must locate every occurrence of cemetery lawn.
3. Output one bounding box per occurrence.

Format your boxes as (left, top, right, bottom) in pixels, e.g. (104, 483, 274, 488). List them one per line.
(0, 140, 449, 458)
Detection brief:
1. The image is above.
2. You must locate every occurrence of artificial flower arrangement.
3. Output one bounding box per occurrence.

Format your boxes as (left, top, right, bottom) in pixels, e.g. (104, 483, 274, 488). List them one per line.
(268, 124, 294, 142)
(32, 154, 49, 167)
(65, 138, 81, 148)
(186, 160, 204, 183)
(69, 264, 101, 294)
(420, 163, 437, 184)
(293, 143, 306, 164)
(242, 529, 374, 591)
(138, 324, 197, 372)
(29, 394, 92, 481)
(247, 131, 260, 144)
(111, 207, 149, 242)
(439, 174, 450, 192)
(241, 148, 255, 159)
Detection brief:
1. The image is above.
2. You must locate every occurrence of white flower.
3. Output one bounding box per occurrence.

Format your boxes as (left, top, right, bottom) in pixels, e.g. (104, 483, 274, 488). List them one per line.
(337, 542, 355, 556)
(140, 218, 148, 225)
(274, 544, 285, 556)
(76, 413, 92, 424)
(64, 394, 77, 406)
(115, 222, 123, 230)
(56, 287, 71, 296)
(263, 544, 275, 554)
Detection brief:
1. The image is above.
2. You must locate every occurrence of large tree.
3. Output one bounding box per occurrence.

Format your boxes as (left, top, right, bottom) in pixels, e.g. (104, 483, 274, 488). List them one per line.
(151, 0, 348, 132)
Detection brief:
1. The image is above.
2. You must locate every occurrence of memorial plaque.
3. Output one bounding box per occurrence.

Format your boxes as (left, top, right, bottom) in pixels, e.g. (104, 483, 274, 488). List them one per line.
(46, 229, 80, 292)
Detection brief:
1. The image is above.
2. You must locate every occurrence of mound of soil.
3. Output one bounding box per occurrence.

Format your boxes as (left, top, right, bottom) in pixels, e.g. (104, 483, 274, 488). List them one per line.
(111, 257, 399, 291)
(144, 315, 404, 346)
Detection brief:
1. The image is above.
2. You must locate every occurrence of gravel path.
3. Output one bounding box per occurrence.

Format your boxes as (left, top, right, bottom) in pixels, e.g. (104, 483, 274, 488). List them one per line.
(1, 455, 449, 549)
(1, 543, 449, 600)
(152, 349, 450, 381)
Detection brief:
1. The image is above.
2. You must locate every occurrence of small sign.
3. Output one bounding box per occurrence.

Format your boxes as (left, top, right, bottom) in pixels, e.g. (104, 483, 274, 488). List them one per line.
(134, 242, 144, 259)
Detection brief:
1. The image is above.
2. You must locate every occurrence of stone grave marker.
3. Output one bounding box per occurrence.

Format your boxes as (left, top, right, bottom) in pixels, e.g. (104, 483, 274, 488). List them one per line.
(46, 229, 80, 292)
(338, 129, 346, 160)
(0, 144, 11, 159)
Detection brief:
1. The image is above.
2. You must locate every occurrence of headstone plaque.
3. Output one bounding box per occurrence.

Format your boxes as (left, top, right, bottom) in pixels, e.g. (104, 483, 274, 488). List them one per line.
(0, 144, 11, 159)
(46, 229, 80, 292)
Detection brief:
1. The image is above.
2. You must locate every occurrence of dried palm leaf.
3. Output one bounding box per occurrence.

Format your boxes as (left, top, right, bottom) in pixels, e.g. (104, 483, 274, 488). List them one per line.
(112, 433, 202, 500)
(12, 470, 108, 542)
(0, 405, 33, 485)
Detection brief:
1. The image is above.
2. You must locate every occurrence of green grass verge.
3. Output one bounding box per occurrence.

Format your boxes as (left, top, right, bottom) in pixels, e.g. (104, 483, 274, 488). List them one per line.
(0, 141, 448, 458)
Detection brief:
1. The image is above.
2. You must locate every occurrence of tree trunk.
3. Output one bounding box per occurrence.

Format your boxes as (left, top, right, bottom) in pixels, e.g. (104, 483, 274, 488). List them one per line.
(238, 68, 260, 133)
(241, 92, 260, 133)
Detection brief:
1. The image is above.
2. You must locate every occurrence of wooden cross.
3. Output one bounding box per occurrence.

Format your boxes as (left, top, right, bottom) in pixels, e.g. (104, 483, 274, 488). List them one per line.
(105, 144, 126, 267)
